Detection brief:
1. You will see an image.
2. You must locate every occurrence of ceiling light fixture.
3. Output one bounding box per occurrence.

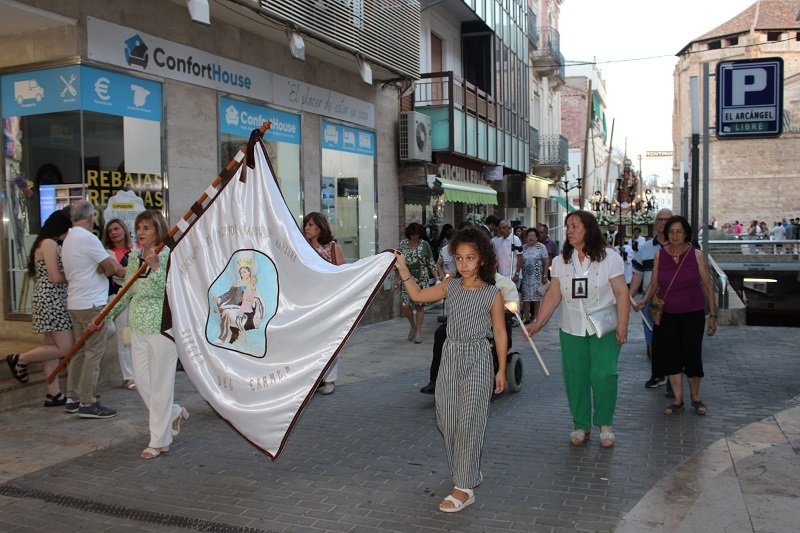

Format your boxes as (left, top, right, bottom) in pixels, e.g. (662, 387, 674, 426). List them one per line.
(286, 27, 306, 61)
(186, 0, 210, 25)
(356, 54, 373, 85)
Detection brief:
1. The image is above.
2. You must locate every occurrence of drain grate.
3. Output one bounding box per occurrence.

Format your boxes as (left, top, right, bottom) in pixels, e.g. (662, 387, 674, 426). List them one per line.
(0, 484, 273, 532)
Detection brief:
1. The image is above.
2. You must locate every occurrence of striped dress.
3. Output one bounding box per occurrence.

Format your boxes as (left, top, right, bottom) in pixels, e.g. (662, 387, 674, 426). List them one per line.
(435, 278, 499, 490)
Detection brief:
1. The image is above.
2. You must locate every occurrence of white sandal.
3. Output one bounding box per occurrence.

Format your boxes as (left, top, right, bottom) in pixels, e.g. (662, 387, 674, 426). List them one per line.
(569, 429, 590, 446)
(171, 407, 189, 437)
(439, 487, 474, 513)
(140, 446, 169, 460)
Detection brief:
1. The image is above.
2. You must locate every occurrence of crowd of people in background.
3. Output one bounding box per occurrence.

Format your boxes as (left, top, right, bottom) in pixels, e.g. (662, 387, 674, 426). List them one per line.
(717, 217, 800, 241)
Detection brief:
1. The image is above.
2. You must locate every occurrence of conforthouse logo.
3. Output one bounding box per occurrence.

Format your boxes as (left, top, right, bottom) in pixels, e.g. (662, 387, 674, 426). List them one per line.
(124, 34, 149, 69)
(124, 32, 252, 90)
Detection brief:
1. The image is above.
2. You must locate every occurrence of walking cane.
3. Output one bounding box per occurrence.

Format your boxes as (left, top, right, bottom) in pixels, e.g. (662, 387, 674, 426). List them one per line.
(504, 300, 550, 377)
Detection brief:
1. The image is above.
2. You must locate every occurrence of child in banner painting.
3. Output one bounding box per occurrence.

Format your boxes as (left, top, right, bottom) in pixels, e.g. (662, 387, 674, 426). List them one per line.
(394, 227, 507, 513)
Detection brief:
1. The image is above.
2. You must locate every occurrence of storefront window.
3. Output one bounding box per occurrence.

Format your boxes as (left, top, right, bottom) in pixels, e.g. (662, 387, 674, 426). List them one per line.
(320, 120, 376, 261)
(2, 65, 163, 316)
(219, 96, 302, 224)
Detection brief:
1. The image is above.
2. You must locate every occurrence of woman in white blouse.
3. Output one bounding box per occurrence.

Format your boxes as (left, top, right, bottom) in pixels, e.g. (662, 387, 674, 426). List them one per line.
(526, 211, 629, 448)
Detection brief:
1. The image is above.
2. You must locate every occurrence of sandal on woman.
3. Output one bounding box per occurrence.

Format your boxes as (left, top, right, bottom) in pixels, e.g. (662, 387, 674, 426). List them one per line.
(569, 429, 590, 446)
(140, 446, 169, 460)
(44, 393, 67, 407)
(122, 379, 137, 391)
(663, 403, 685, 415)
(171, 407, 190, 437)
(318, 382, 335, 395)
(691, 400, 707, 415)
(600, 430, 616, 448)
(439, 487, 474, 513)
(6, 354, 28, 383)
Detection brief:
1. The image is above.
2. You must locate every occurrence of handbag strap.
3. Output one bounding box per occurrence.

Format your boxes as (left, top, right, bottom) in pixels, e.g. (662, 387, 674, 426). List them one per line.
(660, 246, 690, 299)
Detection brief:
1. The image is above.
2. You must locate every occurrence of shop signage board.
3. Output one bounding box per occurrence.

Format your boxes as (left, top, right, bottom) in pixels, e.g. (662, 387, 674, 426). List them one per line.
(320, 120, 375, 156)
(87, 17, 270, 102)
(717, 57, 783, 139)
(87, 17, 375, 129)
(1, 65, 161, 120)
(219, 97, 301, 144)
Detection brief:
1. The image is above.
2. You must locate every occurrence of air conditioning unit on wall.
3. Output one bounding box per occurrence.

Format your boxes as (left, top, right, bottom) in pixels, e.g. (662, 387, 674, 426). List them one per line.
(399, 111, 432, 162)
(545, 198, 559, 213)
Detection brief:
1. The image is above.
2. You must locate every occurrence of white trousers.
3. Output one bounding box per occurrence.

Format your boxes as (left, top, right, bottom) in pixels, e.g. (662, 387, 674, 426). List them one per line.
(131, 331, 181, 449)
(109, 294, 133, 381)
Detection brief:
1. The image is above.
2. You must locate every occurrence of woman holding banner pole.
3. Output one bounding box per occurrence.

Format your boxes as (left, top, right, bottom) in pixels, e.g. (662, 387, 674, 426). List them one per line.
(98, 210, 188, 459)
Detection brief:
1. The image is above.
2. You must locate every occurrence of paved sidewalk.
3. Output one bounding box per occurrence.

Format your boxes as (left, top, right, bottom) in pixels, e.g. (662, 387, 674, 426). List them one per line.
(0, 307, 799, 532)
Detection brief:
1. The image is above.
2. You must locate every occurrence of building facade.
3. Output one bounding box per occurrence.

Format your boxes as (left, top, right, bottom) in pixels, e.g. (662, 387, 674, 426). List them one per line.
(561, 63, 609, 209)
(398, 0, 534, 238)
(673, 0, 800, 228)
(0, 0, 419, 332)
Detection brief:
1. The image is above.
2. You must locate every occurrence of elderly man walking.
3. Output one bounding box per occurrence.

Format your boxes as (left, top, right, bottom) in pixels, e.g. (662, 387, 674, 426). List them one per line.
(61, 200, 125, 418)
(629, 208, 674, 394)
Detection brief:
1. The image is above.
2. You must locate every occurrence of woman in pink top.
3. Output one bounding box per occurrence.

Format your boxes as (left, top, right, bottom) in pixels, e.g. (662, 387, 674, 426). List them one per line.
(103, 218, 136, 391)
(637, 216, 717, 416)
(303, 212, 345, 395)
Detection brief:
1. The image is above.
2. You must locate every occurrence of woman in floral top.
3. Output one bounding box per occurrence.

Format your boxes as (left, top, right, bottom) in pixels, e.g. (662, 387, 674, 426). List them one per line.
(104, 210, 188, 460)
(398, 222, 438, 343)
(520, 227, 550, 323)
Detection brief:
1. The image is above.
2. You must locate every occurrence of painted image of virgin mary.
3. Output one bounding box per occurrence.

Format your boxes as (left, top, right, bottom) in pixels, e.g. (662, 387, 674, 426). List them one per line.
(215, 264, 265, 344)
(207, 250, 278, 357)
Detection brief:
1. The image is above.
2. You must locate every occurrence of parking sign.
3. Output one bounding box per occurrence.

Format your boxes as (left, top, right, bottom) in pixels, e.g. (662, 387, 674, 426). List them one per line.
(717, 57, 783, 138)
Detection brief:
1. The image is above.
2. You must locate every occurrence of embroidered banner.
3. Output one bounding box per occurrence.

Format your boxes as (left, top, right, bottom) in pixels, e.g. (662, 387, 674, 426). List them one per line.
(166, 136, 394, 458)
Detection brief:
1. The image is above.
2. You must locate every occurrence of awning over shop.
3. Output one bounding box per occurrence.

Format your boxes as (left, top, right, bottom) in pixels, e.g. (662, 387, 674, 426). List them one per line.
(551, 195, 577, 213)
(437, 177, 498, 205)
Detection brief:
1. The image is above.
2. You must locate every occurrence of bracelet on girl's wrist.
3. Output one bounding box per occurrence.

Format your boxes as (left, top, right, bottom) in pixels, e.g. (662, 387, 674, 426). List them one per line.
(401, 276, 411, 283)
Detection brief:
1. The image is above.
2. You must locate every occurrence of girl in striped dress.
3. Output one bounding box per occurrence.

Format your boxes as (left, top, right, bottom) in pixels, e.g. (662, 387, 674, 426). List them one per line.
(394, 227, 507, 513)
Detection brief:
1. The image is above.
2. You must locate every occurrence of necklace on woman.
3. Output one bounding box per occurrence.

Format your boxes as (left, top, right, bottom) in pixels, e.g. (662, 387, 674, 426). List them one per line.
(667, 244, 688, 262)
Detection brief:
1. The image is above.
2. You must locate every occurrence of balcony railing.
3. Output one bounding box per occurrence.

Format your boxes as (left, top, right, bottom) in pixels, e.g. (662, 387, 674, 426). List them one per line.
(532, 26, 565, 79)
(538, 134, 569, 167)
(416, 71, 497, 124)
(529, 126, 540, 162)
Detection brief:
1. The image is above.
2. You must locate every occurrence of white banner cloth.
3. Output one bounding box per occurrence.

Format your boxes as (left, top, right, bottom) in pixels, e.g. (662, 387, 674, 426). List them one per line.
(166, 140, 394, 458)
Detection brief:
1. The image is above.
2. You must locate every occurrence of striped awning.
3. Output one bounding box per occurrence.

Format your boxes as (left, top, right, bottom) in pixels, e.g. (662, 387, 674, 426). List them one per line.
(437, 177, 498, 205)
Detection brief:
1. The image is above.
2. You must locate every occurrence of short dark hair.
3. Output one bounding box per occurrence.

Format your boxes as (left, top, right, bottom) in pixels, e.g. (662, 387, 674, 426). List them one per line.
(526, 227, 540, 240)
(405, 222, 425, 239)
(484, 215, 500, 227)
(448, 228, 496, 284)
(663, 215, 692, 243)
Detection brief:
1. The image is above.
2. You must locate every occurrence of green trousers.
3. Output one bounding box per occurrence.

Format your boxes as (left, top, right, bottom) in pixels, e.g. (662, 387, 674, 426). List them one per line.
(559, 330, 621, 429)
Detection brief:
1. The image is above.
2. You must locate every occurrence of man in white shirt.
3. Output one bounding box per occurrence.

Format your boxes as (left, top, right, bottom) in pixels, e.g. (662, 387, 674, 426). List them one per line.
(629, 208, 673, 393)
(61, 200, 125, 419)
(492, 220, 523, 283)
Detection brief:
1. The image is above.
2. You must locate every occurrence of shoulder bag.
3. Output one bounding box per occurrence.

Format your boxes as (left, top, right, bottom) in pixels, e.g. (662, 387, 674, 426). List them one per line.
(584, 302, 618, 339)
(649, 249, 689, 326)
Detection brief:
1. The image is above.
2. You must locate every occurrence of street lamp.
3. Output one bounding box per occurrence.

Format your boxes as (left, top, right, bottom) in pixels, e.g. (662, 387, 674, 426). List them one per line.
(590, 190, 602, 211)
(557, 175, 583, 210)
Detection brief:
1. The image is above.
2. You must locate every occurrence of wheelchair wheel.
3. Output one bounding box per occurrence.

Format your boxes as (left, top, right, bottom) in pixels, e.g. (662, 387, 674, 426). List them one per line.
(506, 352, 523, 393)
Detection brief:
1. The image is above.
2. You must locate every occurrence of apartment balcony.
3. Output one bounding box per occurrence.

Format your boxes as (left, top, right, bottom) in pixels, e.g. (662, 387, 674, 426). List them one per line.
(531, 26, 565, 85)
(527, 9, 539, 50)
(412, 71, 529, 173)
(532, 134, 568, 179)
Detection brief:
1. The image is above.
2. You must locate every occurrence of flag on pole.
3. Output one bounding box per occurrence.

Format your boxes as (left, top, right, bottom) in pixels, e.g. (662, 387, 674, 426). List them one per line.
(166, 132, 395, 459)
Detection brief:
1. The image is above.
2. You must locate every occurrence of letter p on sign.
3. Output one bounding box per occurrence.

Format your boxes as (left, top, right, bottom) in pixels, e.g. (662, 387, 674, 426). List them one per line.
(731, 69, 767, 105)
